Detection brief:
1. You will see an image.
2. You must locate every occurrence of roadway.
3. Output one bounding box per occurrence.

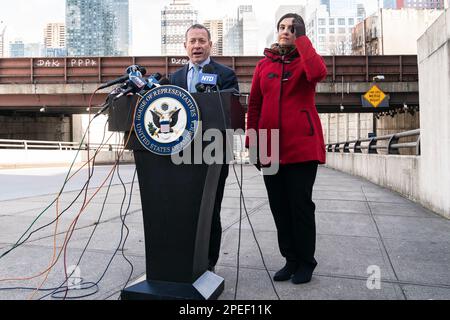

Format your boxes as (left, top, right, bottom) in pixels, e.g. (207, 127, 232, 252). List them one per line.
(0, 164, 449, 300)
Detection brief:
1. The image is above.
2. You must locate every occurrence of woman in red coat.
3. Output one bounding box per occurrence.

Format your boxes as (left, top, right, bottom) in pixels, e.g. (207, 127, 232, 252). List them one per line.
(246, 13, 327, 284)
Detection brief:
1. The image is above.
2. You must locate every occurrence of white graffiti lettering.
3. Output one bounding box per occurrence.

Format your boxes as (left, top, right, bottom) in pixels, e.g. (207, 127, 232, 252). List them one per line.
(70, 58, 98, 67)
(35, 59, 61, 68)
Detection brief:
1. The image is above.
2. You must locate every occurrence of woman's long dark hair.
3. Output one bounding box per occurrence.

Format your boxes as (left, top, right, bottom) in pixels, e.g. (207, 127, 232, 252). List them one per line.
(277, 13, 305, 31)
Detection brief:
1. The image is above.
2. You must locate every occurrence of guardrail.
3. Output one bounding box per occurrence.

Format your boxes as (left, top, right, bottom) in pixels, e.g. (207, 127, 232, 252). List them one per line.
(326, 129, 420, 156)
(0, 139, 125, 152)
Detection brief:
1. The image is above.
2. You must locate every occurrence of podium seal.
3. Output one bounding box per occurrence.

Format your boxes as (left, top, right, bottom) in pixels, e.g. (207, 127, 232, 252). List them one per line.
(134, 85, 201, 156)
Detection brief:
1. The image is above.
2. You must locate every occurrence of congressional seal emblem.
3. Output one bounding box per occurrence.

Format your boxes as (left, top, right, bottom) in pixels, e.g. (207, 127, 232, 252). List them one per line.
(134, 85, 200, 156)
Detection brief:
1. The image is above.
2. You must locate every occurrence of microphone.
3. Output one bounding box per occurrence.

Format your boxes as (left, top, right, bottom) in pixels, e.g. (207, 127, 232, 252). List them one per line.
(195, 82, 207, 93)
(146, 72, 163, 90)
(198, 64, 218, 92)
(96, 72, 168, 118)
(113, 72, 164, 101)
(98, 65, 146, 90)
(129, 69, 147, 90)
(113, 68, 147, 101)
(159, 77, 171, 85)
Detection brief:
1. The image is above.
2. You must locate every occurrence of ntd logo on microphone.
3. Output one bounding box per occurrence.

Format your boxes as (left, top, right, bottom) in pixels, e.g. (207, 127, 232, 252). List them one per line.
(199, 73, 218, 85)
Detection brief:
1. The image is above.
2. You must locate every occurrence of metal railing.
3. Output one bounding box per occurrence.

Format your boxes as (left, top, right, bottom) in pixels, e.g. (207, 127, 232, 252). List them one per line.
(326, 129, 421, 156)
(0, 139, 125, 152)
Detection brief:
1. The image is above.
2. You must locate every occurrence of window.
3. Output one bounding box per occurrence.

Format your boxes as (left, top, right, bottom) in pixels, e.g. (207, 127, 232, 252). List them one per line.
(329, 28, 335, 34)
(338, 18, 345, 25)
(348, 18, 354, 25)
(318, 18, 326, 25)
(329, 18, 334, 25)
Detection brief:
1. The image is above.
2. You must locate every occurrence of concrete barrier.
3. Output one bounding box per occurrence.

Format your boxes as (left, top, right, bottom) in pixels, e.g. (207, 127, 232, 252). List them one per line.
(417, 9, 450, 221)
(0, 150, 134, 169)
(326, 152, 449, 219)
(326, 152, 420, 200)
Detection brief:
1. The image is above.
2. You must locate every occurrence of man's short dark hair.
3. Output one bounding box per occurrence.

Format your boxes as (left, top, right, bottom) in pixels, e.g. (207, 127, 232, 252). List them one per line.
(185, 24, 211, 41)
(277, 13, 304, 30)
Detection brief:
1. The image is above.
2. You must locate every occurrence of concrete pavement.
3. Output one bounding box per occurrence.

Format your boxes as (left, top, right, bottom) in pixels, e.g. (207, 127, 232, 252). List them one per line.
(0, 164, 449, 300)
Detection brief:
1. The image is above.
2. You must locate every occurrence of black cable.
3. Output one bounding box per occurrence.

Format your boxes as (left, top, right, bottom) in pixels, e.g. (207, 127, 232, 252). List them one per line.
(38, 99, 139, 300)
(0, 118, 110, 253)
(0, 279, 100, 300)
(0, 91, 140, 300)
(55, 91, 141, 299)
(112, 93, 139, 298)
(34, 119, 111, 299)
(0, 112, 103, 260)
(233, 138, 244, 300)
(0, 118, 110, 299)
(116, 167, 137, 299)
(37, 166, 119, 300)
(58, 116, 112, 299)
(216, 88, 281, 300)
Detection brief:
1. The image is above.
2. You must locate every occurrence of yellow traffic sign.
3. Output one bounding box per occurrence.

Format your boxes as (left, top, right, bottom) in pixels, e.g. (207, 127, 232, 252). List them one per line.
(363, 85, 386, 108)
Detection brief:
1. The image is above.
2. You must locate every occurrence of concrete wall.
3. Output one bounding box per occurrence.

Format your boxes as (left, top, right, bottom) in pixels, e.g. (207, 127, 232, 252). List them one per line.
(0, 114, 72, 141)
(417, 9, 450, 218)
(72, 114, 121, 145)
(326, 153, 421, 204)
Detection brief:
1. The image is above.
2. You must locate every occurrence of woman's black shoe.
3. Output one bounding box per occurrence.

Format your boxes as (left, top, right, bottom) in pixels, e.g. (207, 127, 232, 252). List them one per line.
(273, 261, 298, 281)
(291, 260, 317, 284)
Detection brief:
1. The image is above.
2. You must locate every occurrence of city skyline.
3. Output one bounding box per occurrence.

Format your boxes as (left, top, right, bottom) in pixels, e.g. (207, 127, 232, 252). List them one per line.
(1, 0, 381, 56)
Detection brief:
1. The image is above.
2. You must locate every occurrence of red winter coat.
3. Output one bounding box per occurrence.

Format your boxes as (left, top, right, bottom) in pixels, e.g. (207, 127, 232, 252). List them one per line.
(245, 36, 328, 165)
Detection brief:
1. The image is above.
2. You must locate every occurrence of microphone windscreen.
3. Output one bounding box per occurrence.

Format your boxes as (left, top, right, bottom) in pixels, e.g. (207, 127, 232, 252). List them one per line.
(195, 82, 206, 93)
(153, 72, 162, 81)
(202, 64, 215, 74)
(139, 66, 147, 76)
(159, 77, 170, 85)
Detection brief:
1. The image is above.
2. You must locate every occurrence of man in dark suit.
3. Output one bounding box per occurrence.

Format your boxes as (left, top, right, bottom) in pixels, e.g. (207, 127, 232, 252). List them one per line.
(170, 24, 239, 272)
(170, 24, 239, 93)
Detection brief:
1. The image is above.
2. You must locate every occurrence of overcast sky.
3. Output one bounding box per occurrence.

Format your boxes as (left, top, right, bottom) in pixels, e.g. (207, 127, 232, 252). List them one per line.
(0, 0, 379, 55)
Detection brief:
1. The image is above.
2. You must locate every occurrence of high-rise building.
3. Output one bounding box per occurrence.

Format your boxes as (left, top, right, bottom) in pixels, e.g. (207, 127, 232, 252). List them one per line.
(352, 8, 443, 55)
(0, 21, 6, 57)
(46, 48, 68, 57)
(330, 0, 358, 16)
(44, 23, 66, 57)
(357, 3, 367, 21)
(161, 0, 198, 56)
(383, 0, 397, 8)
(203, 20, 223, 56)
(239, 5, 258, 55)
(66, 0, 122, 56)
(9, 40, 25, 57)
(306, 0, 364, 55)
(25, 43, 43, 57)
(43, 23, 65, 54)
(223, 17, 241, 55)
(275, 5, 307, 22)
(383, 0, 445, 9)
(113, 0, 130, 56)
(238, 5, 253, 20)
(321, 0, 331, 12)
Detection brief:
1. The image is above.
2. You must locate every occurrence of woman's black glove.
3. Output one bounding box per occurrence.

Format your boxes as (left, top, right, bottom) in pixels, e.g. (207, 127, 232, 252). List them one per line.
(291, 17, 306, 38)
